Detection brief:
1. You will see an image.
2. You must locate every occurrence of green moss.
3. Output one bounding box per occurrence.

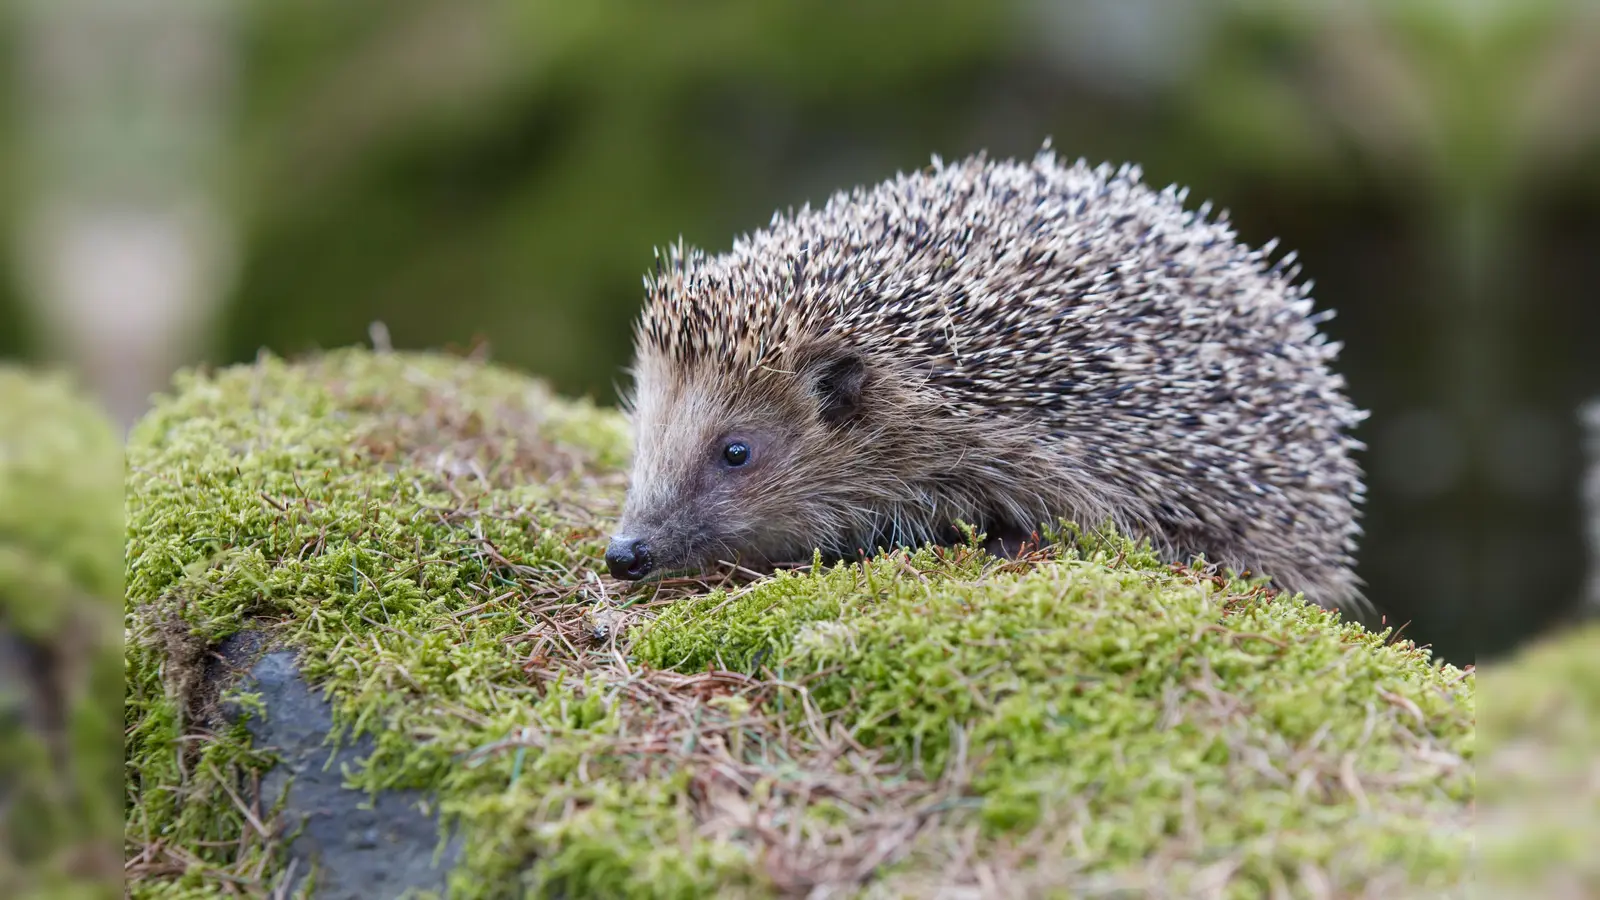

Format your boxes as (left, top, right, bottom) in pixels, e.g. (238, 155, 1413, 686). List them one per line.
(638, 545, 1472, 895)
(1, 367, 124, 899)
(124, 348, 1475, 898)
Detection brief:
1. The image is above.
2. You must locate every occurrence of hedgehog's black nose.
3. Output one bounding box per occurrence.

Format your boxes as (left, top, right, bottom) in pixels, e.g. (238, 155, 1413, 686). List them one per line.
(605, 537, 652, 580)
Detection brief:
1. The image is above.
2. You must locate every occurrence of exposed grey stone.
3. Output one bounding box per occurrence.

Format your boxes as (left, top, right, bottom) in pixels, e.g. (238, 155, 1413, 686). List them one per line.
(221, 634, 460, 898)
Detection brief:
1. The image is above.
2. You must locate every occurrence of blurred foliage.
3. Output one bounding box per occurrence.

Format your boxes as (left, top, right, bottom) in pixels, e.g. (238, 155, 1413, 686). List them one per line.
(217, 0, 1600, 395)
(0, 9, 29, 361)
(0, 294, 26, 362)
(226, 0, 1011, 398)
(1477, 620, 1600, 894)
(0, 367, 123, 898)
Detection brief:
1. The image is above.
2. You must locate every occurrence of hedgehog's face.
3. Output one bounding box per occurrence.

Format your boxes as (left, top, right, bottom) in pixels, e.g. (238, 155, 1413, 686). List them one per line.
(605, 345, 871, 580)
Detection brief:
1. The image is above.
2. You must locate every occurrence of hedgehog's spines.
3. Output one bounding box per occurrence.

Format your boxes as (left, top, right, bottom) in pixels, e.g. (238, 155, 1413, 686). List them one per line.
(626, 144, 1366, 609)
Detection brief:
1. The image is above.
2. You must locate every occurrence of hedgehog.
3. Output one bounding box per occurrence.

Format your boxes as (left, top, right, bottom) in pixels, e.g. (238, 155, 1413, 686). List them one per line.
(604, 144, 1368, 610)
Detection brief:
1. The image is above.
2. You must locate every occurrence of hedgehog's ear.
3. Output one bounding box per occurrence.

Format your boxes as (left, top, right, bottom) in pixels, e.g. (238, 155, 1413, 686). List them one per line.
(800, 347, 867, 427)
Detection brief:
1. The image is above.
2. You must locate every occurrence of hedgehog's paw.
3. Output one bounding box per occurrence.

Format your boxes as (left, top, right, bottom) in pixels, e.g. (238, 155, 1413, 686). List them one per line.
(979, 524, 1044, 560)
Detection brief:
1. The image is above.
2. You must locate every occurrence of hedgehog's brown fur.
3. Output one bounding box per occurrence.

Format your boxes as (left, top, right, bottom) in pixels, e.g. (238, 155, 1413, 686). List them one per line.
(606, 144, 1368, 611)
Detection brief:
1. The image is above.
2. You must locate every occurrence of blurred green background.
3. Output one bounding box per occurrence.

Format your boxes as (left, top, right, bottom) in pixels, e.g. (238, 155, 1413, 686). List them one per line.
(5, 0, 1599, 667)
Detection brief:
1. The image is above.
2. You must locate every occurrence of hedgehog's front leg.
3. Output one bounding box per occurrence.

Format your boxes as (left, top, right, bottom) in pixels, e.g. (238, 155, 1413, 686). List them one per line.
(934, 521, 1042, 559)
(981, 523, 1043, 559)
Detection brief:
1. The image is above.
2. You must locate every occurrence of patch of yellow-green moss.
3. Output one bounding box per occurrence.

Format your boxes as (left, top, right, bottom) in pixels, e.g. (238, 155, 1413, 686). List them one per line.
(124, 348, 1475, 898)
(1, 367, 124, 899)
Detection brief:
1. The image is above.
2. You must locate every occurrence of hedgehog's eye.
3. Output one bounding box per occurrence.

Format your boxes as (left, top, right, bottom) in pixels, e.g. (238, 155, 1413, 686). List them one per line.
(722, 442, 752, 467)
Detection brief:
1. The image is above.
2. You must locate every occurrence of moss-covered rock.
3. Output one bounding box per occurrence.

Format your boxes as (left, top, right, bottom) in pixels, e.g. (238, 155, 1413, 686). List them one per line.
(1, 367, 124, 898)
(124, 349, 1474, 898)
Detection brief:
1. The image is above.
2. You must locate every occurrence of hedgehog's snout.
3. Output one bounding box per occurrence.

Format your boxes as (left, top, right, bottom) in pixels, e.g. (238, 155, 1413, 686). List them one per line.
(605, 535, 653, 580)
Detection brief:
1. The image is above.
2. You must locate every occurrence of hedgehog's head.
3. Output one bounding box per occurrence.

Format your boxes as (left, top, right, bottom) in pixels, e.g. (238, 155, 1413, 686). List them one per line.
(606, 341, 887, 581)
